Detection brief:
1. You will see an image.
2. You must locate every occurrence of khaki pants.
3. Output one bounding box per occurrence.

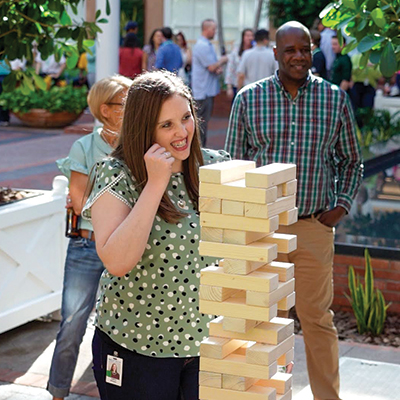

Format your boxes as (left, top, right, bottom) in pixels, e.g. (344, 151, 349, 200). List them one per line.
(278, 216, 340, 400)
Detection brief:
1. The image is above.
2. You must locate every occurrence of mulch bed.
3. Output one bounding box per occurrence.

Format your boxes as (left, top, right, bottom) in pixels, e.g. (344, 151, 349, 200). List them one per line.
(290, 308, 400, 348)
(0, 187, 41, 207)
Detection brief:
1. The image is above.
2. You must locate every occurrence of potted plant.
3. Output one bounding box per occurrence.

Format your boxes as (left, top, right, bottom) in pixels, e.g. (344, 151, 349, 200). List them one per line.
(0, 83, 88, 128)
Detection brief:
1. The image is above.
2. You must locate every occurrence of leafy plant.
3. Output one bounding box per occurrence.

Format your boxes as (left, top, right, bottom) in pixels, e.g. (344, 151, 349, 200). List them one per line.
(321, 0, 400, 77)
(356, 108, 400, 149)
(346, 249, 391, 335)
(0, 84, 88, 114)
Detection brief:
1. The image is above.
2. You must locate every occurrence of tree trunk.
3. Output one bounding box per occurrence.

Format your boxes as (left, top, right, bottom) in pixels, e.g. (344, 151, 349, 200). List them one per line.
(254, 0, 264, 31)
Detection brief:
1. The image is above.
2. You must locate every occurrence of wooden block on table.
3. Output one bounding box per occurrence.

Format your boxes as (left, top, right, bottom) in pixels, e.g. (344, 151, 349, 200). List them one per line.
(222, 317, 260, 333)
(246, 335, 295, 366)
(199, 197, 221, 213)
(277, 292, 296, 311)
(260, 233, 297, 254)
(245, 195, 296, 219)
(256, 372, 292, 395)
(246, 279, 295, 307)
(259, 262, 294, 282)
(222, 199, 245, 216)
(199, 240, 278, 264)
(201, 227, 223, 243)
(200, 180, 277, 204)
(222, 374, 258, 391)
(199, 371, 222, 388)
(279, 207, 298, 226)
(199, 284, 239, 302)
(223, 259, 266, 275)
(209, 316, 294, 345)
(277, 348, 294, 366)
(200, 296, 277, 323)
(200, 353, 277, 380)
(200, 336, 247, 359)
(223, 229, 268, 245)
(282, 179, 297, 196)
(245, 163, 296, 189)
(199, 160, 256, 184)
(200, 384, 276, 400)
(200, 266, 279, 293)
(200, 212, 279, 234)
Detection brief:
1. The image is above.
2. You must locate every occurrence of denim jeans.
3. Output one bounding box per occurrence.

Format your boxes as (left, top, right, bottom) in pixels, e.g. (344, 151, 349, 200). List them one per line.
(92, 328, 200, 400)
(47, 237, 105, 398)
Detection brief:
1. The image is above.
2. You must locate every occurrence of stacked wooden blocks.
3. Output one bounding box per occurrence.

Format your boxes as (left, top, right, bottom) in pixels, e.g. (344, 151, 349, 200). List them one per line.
(198, 160, 298, 400)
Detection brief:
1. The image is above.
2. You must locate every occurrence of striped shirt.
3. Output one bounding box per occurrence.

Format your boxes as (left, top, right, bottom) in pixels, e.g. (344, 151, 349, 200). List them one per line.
(225, 71, 363, 216)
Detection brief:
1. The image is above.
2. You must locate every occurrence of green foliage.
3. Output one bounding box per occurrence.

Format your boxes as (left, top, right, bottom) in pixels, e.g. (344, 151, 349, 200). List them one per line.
(120, 0, 144, 47)
(356, 108, 400, 149)
(269, 0, 331, 29)
(346, 249, 391, 335)
(0, 84, 88, 114)
(321, 0, 400, 77)
(0, 0, 110, 92)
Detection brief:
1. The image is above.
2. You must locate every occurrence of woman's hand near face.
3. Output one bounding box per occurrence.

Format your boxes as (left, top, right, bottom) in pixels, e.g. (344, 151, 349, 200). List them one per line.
(144, 143, 175, 191)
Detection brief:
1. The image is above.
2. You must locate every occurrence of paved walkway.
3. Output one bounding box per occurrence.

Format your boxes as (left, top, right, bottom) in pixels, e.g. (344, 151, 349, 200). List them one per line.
(1, 113, 399, 399)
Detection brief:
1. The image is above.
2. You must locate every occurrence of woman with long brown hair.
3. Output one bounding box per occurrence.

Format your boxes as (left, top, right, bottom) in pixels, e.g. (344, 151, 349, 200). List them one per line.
(82, 70, 229, 399)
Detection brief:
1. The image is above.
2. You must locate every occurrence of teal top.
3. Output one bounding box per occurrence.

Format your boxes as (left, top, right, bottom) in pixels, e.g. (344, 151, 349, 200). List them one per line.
(56, 126, 114, 231)
(82, 148, 230, 358)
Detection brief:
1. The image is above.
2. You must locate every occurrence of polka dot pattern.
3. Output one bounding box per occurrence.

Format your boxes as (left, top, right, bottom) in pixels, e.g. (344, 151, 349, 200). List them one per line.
(83, 149, 230, 358)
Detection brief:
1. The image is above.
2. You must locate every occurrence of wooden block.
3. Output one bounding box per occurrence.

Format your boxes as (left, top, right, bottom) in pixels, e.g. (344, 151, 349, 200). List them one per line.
(200, 384, 276, 400)
(277, 348, 294, 366)
(200, 353, 277, 380)
(200, 266, 279, 293)
(222, 199, 245, 216)
(201, 227, 223, 243)
(259, 262, 294, 282)
(223, 230, 268, 245)
(200, 180, 277, 204)
(223, 259, 266, 275)
(199, 285, 239, 302)
(199, 160, 256, 184)
(256, 373, 292, 395)
(277, 389, 292, 400)
(279, 207, 298, 226)
(200, 296, 277, 323)
(246, 335, 295, 366)
(199, 241, 278, 264)
(199, 371, 222, 388)
(277, 292, 296, 311)
(260, 233, 297, 254)
(200, 212, 279, 234)
(200, 337, 247, 359)
(282, 179, 297, 196)
(199, 197, 221, 213)
(246, 279, 295, 307)
(245, 195, 296, 219)
(209, 316, 294, 345)
(245, 163, 296, 189)
(222, 317, 260, 333)
(222, 374, 258, 391)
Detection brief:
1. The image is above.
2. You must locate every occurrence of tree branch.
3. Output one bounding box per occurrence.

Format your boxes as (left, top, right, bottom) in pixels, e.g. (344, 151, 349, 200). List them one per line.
(0, 29, 17, 39)
(15, 9, 53, 28)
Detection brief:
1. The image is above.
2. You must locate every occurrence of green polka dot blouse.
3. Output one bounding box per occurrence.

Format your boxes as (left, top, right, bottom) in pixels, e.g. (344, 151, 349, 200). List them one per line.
(82, 148, 230, 358)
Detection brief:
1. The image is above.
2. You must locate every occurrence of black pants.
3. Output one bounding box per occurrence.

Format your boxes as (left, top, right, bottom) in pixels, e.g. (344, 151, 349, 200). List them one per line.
(196, 97, 214, 147)
(92, 328, 200, 400)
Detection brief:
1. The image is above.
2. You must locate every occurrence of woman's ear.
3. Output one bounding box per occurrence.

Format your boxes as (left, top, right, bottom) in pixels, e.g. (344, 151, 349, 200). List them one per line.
(100, 103, 110, 120)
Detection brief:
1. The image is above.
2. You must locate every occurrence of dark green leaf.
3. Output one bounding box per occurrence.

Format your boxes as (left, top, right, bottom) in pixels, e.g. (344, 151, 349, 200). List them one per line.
(66, 52, 79, 69)
(97, 18, 108, 23)
(70, 4, 78, 15)
(371, 8, 386, 29)
(357, 34, 385, 52)
(2, 73, 16, 92)
(60, 10, 72, 26)
(369, 49, 382, 64)
(342, 0, 356, 10)
(357, 18, 368, 31)
(342, 39, 358, 54)
(96, 9, 101, 19)
(380, 41, 397, 77)
(106, 0, 111, 16)
(32, 73, 47, 91)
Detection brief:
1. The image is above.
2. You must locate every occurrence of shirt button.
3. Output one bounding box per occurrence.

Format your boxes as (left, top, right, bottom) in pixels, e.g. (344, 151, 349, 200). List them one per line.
(291, 121, 295, 125)
(291, 142, 295, 145)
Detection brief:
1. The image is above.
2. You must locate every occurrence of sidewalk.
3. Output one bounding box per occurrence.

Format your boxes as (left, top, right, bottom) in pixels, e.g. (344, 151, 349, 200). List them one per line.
(1, 114, 399, 399)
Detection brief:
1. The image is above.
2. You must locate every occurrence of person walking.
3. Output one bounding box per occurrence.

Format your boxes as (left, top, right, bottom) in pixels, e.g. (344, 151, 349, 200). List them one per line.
(47, 75, 133, 400)
(192, 19, 228, 147)
(81, 70, 230, 399)
(237, 28, 276, 89)
(155, 27, 183, 73)
(225, 21, 363, 400)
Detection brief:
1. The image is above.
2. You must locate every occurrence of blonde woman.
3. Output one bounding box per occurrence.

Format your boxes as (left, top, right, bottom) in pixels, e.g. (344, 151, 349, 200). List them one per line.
(47, 75, 133, 400)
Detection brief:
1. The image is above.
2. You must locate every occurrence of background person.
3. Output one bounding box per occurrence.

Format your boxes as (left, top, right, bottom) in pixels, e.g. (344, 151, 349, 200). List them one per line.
(155, 27, 183, 73)
(119, 32, 144, 79)
(82, 70, 230, 400)
(310, 29, 327, 79)
(47, 75, 132, 400)
(142, 29, 163, 71)
(175, 31, 192, 85)
(330, 35, 352, 91)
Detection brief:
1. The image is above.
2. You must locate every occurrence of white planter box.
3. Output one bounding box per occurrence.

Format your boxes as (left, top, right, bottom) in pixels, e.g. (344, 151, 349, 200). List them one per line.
(0, 176, 68, 334)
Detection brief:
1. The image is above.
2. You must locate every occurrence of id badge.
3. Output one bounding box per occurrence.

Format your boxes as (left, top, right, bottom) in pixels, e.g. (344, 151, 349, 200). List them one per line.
(106, 354, 123, 386)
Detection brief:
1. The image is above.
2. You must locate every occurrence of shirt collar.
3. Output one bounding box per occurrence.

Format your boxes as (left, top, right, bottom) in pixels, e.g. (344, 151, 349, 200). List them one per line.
(273, 70, 312, 100)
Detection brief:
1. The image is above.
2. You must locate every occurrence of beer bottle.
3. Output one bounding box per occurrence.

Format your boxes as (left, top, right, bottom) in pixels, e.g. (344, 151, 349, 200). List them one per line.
(65, 208, 80, 238)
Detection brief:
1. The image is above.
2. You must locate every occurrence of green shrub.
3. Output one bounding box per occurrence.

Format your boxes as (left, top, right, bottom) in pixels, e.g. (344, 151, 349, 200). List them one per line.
(346, 249, 391, 335)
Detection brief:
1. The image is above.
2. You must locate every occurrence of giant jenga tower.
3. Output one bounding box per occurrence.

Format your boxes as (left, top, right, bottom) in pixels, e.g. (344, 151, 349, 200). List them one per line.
(198, 160, 298, 400)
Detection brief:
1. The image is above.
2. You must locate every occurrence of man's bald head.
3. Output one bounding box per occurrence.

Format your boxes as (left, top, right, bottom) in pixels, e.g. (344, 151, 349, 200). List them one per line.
(275, 21, 311, 47)
(201, 19, 217, 40)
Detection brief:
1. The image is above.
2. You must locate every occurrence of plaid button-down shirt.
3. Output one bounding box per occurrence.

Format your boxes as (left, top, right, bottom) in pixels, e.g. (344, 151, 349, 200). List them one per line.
(225, 71, 363, 216)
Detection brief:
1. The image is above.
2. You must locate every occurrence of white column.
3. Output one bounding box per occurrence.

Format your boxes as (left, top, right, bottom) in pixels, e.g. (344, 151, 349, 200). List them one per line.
(95, 0, 120, 81)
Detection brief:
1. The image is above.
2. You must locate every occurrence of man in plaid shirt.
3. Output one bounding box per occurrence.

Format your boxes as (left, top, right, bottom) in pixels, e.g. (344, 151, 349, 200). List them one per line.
(225, 21, 362, 400)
